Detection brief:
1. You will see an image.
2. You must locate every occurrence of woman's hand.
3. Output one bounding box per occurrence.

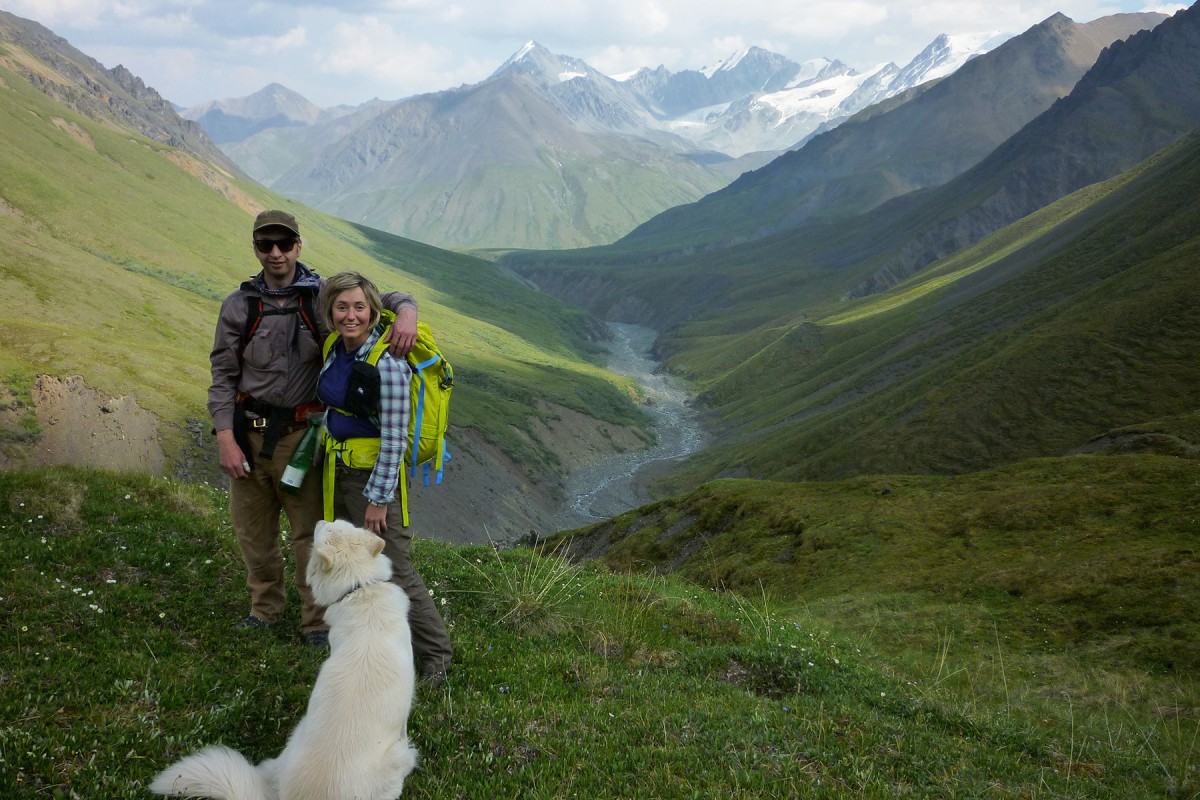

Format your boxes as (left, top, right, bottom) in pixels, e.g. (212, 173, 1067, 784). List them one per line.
(364, 502, 389, 535)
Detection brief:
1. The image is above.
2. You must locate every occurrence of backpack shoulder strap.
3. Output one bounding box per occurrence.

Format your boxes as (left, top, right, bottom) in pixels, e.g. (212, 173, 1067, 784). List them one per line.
(243, 289, 321, 365)
(238, 296, 265, 366)
(295, 289, 320, 347)
(364, 309, 396, 367)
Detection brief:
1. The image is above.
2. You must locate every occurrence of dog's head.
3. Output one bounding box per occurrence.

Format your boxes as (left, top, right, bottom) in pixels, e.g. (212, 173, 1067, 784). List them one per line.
(307, 519, 393, 605)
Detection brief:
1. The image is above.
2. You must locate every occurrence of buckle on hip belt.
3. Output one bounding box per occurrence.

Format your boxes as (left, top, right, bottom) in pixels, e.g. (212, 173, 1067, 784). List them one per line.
(250, 416, 269, 430)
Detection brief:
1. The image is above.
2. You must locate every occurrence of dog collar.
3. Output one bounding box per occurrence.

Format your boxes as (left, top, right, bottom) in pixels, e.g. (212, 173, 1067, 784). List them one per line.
(335, 582, 364, 604)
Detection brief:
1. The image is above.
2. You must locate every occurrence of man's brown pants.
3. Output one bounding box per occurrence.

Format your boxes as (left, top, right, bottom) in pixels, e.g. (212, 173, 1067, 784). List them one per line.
(229, 428, 325, 633)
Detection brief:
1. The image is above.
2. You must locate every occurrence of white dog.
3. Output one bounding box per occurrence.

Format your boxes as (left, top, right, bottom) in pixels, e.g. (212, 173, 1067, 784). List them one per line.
(151, 519, 418, 800)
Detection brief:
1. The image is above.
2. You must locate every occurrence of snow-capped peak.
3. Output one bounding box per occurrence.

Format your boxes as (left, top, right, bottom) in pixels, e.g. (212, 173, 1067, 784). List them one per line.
(892, 30, 1011, 88)
(700, 48, 751, 78)
(509, 41, 538, 64)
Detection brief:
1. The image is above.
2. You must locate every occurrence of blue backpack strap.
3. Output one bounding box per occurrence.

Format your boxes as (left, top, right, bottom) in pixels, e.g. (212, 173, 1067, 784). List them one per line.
(409, 353, 441, 480)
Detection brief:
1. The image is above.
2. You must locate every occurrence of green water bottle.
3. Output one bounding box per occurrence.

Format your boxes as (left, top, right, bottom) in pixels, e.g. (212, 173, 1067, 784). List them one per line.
(280, 420, 320, 494)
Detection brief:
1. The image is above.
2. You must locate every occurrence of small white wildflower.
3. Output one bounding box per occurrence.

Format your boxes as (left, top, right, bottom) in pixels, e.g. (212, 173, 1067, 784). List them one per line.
(106, 579, 116, 585)
(124, 494, 131, 500)
(159, 612, 166, 619)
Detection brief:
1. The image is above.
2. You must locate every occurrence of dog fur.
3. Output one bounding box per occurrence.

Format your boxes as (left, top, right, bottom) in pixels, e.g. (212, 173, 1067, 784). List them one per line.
(150, 519, 418, 800)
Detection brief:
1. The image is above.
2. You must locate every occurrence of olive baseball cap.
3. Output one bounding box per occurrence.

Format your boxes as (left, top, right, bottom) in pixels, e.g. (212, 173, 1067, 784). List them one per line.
(252, 209, 300, 237)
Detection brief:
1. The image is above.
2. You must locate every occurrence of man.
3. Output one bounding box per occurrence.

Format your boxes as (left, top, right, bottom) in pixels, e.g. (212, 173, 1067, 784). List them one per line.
(208, 209, 418, 646)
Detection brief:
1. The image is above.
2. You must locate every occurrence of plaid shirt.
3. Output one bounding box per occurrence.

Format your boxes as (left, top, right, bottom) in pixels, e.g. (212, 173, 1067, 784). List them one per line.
(323, 327, 411, 507)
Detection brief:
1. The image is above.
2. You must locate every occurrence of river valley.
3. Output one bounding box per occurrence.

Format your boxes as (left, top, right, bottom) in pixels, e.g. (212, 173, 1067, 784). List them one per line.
(554, 322, 709, 531)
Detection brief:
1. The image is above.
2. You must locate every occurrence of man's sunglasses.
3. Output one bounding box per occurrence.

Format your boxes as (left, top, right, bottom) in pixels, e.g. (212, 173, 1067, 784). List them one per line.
(254, 238, 299, 254)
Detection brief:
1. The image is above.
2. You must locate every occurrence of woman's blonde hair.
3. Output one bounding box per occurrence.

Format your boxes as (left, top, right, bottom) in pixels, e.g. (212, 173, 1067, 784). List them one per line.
(320, 271, 383, 333)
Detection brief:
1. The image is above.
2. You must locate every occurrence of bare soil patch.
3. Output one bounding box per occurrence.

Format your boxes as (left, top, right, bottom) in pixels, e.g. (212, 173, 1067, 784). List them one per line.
(24, 375, 166, 473)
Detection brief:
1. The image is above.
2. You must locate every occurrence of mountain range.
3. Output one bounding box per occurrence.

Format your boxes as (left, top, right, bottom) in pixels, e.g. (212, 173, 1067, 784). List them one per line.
(185, 33, 1011, 251)
(3, 3, 1200, 536)
(610, 12, 1167, 254)
(503, 4, 1200, 487)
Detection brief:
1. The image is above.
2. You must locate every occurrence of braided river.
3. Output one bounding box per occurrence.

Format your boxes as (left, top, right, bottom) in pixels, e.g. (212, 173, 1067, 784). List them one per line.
(554, 322, 709, 530)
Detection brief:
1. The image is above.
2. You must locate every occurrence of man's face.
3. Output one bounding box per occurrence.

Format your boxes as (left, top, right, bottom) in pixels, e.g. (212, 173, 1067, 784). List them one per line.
(253, 225, 302, 288)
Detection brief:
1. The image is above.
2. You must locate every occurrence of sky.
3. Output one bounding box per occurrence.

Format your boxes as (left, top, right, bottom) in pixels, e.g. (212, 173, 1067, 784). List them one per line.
(5, 0, 1188, 109)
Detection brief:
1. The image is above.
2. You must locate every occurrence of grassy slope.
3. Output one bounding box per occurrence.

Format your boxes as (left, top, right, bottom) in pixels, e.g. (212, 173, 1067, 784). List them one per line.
(0, 53, 646, 476)
(1, 465, 1194, 798)
(319, 138, 729, 252)
(649, 131, 1200, 486)
(553, 454, 1199, 673)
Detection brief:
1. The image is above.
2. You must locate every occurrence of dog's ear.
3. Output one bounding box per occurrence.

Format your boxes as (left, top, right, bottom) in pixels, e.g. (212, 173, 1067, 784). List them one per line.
(316, 542, 336, 571)
(370, 536, 385, 558)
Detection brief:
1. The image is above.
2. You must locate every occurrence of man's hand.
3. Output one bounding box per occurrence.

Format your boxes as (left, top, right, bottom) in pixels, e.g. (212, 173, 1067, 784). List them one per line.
(386, 305, 418, 358)
(217, 428, 251, 479)
(364, 502, 388, 534)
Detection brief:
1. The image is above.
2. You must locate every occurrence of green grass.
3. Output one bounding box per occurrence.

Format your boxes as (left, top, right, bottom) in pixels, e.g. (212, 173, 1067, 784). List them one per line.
(1, 465, 1196, 798)
(553, 454, 1200, 674)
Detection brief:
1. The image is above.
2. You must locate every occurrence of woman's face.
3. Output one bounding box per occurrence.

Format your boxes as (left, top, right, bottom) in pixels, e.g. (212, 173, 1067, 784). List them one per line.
(331, 286, 373, 349)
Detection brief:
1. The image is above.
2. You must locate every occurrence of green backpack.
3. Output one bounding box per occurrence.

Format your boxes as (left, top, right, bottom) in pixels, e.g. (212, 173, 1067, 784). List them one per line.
(321, 311, 453, 526)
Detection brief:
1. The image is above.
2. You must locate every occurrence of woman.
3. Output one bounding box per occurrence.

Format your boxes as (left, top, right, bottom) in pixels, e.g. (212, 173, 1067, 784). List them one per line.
(317, 271, 453, 686)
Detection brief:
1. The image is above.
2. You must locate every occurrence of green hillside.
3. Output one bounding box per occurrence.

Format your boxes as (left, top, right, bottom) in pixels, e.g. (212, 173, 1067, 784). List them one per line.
(551, 454, 1199, 673)
(2, 465, 1195, 797)
(503, 131, 1200, 490)
(654, 131, 1200, 485)
(0, 47, 645, 479)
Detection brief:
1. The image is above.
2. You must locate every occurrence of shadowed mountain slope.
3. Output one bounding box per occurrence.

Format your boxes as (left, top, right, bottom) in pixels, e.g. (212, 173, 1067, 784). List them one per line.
(663, 129, 1200, 485)
(850, 2, 1200, 294)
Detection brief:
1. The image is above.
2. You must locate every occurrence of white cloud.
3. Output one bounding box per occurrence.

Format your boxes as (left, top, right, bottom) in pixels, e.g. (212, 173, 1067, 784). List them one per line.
(318, 17, 475, 100)
(244, 26, 308, 57)
(5, 0, 1187, 107)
